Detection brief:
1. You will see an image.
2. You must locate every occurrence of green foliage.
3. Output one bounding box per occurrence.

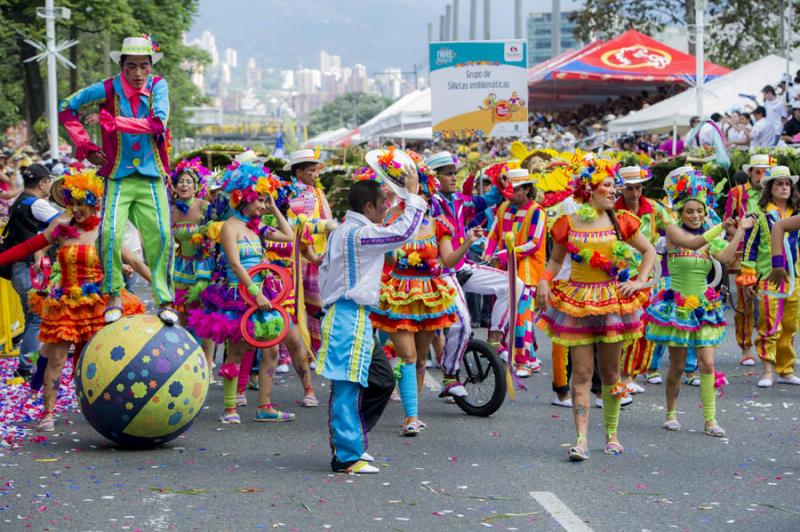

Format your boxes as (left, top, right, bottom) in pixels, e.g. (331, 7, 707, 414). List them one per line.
(307, 92, 391, 137)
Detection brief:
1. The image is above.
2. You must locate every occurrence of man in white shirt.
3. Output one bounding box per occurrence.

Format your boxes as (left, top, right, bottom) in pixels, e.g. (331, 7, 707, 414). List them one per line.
(762, 85, 787, 141)
(750, 106, 777, 147)
(316, 168, 425, 475)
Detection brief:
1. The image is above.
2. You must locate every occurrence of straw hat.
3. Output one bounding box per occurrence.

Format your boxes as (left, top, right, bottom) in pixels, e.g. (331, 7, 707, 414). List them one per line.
(762, 165, 798, 186)
(109, 36, 163, 64)
(365, 147, 415, 200)
(743, 153, 775, 172)
(282, 149, 321, 171)
(618, 165, 650, 185)
(507, 168, 535, 188)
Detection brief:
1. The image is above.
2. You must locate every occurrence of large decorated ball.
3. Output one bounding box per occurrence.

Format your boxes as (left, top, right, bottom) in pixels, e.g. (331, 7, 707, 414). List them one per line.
(74, 315, 209, 447)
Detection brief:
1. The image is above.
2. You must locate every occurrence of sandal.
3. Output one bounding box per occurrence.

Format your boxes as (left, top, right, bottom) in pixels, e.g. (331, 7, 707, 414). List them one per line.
(220, 409, 241, 424)
(302, 393, 319, 407)
(682, 374, 701, 386)
(158, 306, 179, 326)
(103, 306, 123, 324)
(704, 422, 726, 438)
(567, 446, 590, 462)
(255, 404, 295, 422)
(663, 418, 682, 431)
(36, 414, 55, 433)
(236, 393, 248, 407)
(401, 419, 422, 436)
(604, 441, 625, 455)
(739, 355, 756, 367)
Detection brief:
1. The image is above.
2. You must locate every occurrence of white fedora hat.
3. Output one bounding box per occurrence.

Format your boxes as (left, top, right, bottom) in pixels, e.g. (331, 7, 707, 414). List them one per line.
(762, 165, 799, 186)
(282, 149, 322, 171)
(507, 168, 536, 188)
(743, 153, 775, 172)
(619, 165, 651, 185)
(235, 149, 266, 165)
(109, 36, 163, 64)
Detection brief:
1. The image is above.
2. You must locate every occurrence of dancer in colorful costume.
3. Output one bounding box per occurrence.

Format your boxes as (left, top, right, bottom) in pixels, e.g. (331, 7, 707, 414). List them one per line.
(371, 160, 479, 434)
(484, 168, 547, 378)
(646, 168, 751, 437)
(739, 165, 800, 387)
(725, 154, 773, 366)
(426, 151, 512, 396)
(59, 35, 177, 325)
(317, 153, 424, 474)
(0, 169, 146, 431)
(188, 162, 295, 424)
(537, 155, 657, 460)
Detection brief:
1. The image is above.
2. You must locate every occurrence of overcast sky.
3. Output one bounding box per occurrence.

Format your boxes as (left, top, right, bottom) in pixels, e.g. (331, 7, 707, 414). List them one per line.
(188, 0, 580, 73)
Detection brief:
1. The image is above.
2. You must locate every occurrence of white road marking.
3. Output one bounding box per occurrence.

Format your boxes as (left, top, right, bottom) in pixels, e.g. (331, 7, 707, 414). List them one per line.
(530, 491, 593, 532)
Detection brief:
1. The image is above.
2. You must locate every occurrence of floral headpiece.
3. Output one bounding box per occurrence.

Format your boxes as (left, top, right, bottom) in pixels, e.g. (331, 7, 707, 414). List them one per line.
(569, 156, 622, 203)
(222, 161, 281, 209)
(62, 168, 104, 207)
(171, 156, 211, 197)
(353, 166, 379, 182)
(663, 169, 719, 211)
(377, 146, 405, 180)
(142, 33, 160, 53)
(417, 164, 439, 197)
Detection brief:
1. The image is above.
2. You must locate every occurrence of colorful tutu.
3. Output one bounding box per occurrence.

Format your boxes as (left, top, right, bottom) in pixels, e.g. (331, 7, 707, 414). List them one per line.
(537, 279, 647, 346)
(174, 255, 214, 289)
(371, 274, 459, 333)
(645, 288, 727, 347)
(29, 285, 144, 345)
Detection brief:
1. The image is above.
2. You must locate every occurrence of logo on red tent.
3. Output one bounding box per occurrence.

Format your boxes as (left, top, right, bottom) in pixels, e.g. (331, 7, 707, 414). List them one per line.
(600, 45, 672, 70)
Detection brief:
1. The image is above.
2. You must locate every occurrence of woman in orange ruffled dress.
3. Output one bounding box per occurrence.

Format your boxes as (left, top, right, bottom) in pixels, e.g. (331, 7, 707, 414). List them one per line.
(537, 156, 656, 461)
(370, 157, 480, 436)
(29, 170, 146, 432)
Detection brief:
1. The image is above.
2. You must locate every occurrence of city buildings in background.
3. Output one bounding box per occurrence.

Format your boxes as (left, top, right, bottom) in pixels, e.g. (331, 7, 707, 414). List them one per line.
(527, 10, 582, 65)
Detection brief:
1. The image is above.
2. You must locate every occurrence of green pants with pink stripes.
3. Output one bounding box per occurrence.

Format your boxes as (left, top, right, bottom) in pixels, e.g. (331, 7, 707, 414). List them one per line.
(99, 173, 174, 307)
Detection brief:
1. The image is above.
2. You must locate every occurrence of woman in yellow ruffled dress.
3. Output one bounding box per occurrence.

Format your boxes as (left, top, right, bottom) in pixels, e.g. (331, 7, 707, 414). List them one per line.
(537, 156, 656, 461)
(370, 161, 480, 436)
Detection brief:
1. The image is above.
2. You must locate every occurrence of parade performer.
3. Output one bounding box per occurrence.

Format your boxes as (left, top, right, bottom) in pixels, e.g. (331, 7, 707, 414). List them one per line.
(59, 35, 177, 325)
(316, 156, 424, 474)
(188, 163, 294, 424)
(9, 170, 146, 431)
(614, 165, 675, 392)
(739, 166, 800, 387)
(284, 149, 334, 356)
(426, 151, 513, 396)
(646, 169, 751, 437)
(170, 157, 216, 367)
(536, 156, 657, 460)
(371, 161, 479, 434)
(726, 154, 773, 366)
(484, 168, 547, 378)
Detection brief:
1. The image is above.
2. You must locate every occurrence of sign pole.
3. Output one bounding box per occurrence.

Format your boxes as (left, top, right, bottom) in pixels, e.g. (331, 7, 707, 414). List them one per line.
(694, 0, 706, 119)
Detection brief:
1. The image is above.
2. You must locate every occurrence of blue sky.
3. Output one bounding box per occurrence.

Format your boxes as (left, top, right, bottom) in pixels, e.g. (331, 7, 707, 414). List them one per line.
(188, 0, 579, 72)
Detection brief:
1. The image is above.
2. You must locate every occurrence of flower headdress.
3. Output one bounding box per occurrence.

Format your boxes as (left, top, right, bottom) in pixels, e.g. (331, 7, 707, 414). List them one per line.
(376, 146, 405, 180)
(569, 155, 622, 203)
(222, 161, 281, 209)
(663, 168, 721, 211)
(171, 156, 211, 197)
(353, 166, 379, 182)
(62, 168, 104, 208)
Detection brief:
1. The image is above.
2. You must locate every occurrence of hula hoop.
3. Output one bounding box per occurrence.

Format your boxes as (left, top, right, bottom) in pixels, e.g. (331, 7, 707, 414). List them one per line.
(238, 263, 292, 307)
(240, 305, 290, 348)
(708, 258, 722, 289)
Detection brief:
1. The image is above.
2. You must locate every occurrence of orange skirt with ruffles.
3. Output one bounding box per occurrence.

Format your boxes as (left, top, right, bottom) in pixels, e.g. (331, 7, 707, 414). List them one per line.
(29, 290, 145, 345)
(370, 274, 459, 333)
(548, 279, 649, 317)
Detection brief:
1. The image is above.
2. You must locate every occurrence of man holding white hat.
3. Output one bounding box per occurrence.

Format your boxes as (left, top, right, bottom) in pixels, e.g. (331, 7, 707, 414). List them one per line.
(426, 151, 515, 396)
(59, 34, 177, 325)
(727, 154, 774, 365)
(285, 148, 334, 358)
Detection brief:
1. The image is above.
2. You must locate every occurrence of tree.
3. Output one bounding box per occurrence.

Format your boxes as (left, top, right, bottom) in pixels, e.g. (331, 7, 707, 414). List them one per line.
(307, 92, 392, 137)
(569, 0, 800, 69)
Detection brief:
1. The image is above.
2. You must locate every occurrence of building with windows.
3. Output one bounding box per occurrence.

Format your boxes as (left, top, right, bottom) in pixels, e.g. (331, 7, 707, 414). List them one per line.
(527, 11, 582, 65)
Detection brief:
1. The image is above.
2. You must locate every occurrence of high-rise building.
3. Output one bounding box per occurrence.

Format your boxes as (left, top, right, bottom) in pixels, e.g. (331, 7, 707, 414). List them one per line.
(224, 48, 238, 68)
(348, 63, 369, 93)
(319, 50, 342, 76)
(245, 57, 261, 86)
(193, 30, 219, 66)
(527, 11, 582, 65)
(280, 70, 295, 90)
(295, 68, 322, 94)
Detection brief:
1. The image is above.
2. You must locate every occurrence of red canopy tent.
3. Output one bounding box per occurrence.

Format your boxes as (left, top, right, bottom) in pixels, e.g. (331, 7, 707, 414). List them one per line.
(528, 30, 730, 111)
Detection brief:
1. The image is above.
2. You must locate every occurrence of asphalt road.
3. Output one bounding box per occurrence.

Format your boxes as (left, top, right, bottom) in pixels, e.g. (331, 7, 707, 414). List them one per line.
(2, 314, 800, 531)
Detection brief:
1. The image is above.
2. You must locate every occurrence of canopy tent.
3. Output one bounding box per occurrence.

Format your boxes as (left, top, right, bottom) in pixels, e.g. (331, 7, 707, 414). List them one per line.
(528, 30, 730, 111)
(358, 88, 431, 141)
(608, 55, 800, 133)
(379, 126, 432, 141)
(304, 127, 351, 147)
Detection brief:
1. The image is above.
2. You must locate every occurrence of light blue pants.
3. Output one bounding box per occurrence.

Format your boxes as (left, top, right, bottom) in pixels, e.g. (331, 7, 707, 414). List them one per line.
(329, 379, 366, 469)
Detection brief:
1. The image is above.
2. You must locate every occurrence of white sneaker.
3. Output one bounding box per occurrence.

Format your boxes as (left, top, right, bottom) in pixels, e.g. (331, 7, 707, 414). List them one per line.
(757, 377, 774, 388)
(551, 396, 573, 408)
(647, 374, 663, 385)
(740, 357, 756, 366)
(309, 361, 316, 370)
(776, 374, 800, 385)
(344, 461, 379, 474)
(425, 359, 433, 368)
(275, 363, 290, 374)
(594, 398, 604, 408)
(595, 396, 633, 408)
(627, 382, 645, 394)
(360, 452, 375, 462)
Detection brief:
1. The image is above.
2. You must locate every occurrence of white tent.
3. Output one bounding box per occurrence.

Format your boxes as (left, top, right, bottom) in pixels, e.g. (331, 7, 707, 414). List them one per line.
(359, 88, 431, 141)
(304, 127, 351, 147)
(608, 55, 800, 133)
(380, 126, 432, 141)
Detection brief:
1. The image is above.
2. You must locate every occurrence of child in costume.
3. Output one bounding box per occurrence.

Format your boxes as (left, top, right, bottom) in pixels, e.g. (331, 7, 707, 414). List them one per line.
(536, 155, 657, 461)
(59, 35, 177, 325)
(646, 169, 752, 437)
(188, 162, 294, 424)
(371, 161, 480, 435)
(484, 168, 547, 378)
(170, 157, 217, 367)
(739, 165, 800, 388)
(19, 170, 145, 432)
(316, 153, 425, 474)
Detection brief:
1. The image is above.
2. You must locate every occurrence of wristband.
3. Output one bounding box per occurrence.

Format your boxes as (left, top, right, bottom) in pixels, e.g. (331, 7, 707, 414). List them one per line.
(772, 255, 787, 269)
(702, 224, 723, 243)
(541, 270, 554, 283)
(247, 283, 261, 296)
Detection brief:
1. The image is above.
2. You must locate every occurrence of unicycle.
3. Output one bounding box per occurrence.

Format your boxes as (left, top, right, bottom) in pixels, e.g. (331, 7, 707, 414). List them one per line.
(452, 337, 507, 417)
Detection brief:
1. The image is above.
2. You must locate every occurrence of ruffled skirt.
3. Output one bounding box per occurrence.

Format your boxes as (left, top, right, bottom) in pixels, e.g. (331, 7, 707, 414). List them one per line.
(371, 273, 458, 333)
(537, 279, 647, 346)
(645, 289, 727, 347)
(29, 289, 144, 345)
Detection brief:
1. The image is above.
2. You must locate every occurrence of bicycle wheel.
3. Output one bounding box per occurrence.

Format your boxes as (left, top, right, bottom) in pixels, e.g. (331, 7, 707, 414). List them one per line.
(453, 339, 507, 417)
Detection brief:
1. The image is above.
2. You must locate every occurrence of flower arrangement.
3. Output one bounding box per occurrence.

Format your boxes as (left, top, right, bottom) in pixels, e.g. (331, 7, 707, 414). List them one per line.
(395, 249, 442, 276)
(353, 166, 378, 182)
(377, 146, 404, 180)
(222, 161, 282, 209)
(62, 168, 104, 207)
(663, 168, 721, 211)
(417, 164, 439, 197)
(565, 240, 638, 282)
